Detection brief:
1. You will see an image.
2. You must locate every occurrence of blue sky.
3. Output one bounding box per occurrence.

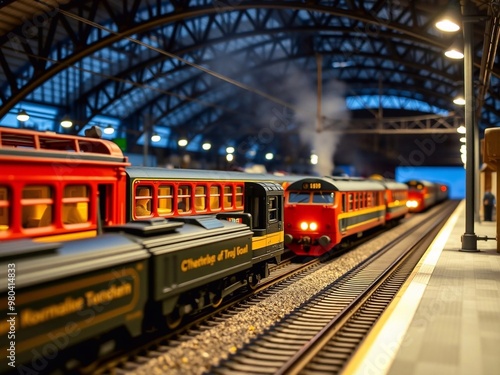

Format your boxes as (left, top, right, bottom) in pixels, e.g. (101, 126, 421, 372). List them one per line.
(396, 166, 466, 199)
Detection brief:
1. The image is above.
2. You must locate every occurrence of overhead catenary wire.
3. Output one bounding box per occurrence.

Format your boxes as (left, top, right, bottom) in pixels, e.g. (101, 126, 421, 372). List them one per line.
(54, 7, 299, 113)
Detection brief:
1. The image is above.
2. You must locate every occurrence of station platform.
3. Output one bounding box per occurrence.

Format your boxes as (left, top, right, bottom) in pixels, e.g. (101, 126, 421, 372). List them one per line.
(345, 200, 500, 375)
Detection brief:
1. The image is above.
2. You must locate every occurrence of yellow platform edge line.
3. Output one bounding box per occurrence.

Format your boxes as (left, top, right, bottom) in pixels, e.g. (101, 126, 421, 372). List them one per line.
(342, 200, 464, 375)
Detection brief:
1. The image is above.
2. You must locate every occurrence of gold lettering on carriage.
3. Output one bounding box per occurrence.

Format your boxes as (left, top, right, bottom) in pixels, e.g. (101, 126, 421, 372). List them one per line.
(181, 254, 217, 271)
(180, 245, 249, 272)
(220, 244, 248, 260)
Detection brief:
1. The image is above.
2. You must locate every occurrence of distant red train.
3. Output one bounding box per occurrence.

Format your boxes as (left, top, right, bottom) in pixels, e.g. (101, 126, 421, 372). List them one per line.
(283, 176, 409, 257)
(405, 179, 449, 213)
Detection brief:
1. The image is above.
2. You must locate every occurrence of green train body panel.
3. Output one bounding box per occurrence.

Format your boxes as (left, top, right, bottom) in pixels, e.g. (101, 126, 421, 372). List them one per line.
(142, 220, 253, 303)
(0, 236, 149, 372)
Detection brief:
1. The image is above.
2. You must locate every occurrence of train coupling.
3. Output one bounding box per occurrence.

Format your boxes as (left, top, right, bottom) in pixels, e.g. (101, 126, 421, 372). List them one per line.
(298, 236, 311, 245)
(318, 235, 331, 248)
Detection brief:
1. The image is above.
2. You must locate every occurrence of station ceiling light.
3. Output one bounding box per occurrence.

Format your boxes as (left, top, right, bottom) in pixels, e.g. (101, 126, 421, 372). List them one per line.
(103, 125, 115, 135)
(60, 116, 73, 128)
(17, 109, 29, 122)
(151, 133, 161, 142)
(435, 4, 461, 32)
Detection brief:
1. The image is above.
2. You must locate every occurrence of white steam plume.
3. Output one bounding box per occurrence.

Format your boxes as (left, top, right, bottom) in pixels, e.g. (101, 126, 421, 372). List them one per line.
(293, 75, 351, 176)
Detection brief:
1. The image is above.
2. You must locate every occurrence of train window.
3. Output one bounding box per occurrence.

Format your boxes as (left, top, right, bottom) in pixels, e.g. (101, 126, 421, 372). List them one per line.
(223, 185, 233, 209)
(235, 185, 244, 208)
(209, 185, 221, 210)
(135, 186, 152, 217)
(178, 185, 191, 213)
(195, 185, 207, 212)
(312, 192, 333, 204)
(268, 196, 278, 222)
(22, 185, 53, 228)
(348, 193, 353, 211)
(0, 186, 9, 231)
(288, 192, 310, 203)
(342, 194, 346, 212)
(158, 185, 173, 215)
(367, 192, 373, 207)
(63, 185, 89, 224)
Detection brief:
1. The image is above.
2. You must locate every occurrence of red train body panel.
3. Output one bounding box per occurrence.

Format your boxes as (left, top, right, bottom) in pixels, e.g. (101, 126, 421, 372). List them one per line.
(0, 128, 129, 242)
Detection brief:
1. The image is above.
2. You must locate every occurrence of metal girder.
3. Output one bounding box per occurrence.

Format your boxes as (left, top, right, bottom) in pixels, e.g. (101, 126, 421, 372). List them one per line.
(0, 0, 496, 166)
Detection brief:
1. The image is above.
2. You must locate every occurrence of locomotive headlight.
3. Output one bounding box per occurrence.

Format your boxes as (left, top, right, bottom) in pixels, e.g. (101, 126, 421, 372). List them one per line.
(300, 222, 318, 231)
(406, 200, 418, 208)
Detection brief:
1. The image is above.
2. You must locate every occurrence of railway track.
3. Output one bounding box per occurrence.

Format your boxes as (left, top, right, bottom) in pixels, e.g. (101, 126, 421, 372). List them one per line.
(209, 200, 459, 374)
(92, 201, 457, 374)
(92, 255, 322, 374)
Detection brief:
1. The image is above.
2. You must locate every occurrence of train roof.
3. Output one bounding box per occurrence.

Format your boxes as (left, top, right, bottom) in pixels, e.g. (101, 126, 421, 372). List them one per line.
(0, 127, 129, 164)
(372, 179, 409, 190)
(126, 166, 306, 184)
(286, 176, 386, 192)
(405, 180, 436, 187)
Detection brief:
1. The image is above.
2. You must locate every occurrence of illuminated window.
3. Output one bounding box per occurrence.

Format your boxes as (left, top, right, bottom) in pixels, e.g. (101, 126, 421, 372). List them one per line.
(22, 185, 53, 228)
(210, 185, 221, 210)
(223, 185, 233, 209)
(235, 185, 244, 208)
(0, 186, 9, 231)
(178, 185, 191, 213)
(195, 185, 207, 211)
(158, 185, 173, 215)
(63, 185, 89, 224)
(135, 186, 152, 217)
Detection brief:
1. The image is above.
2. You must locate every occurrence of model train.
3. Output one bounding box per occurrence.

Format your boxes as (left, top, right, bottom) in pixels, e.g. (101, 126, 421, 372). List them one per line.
(0, 127, 295, 372)
(405, 179, 449, 212)
(282, 176, 410, 257)
(0, 127, 449, 371)
(0, 127, 297, 243)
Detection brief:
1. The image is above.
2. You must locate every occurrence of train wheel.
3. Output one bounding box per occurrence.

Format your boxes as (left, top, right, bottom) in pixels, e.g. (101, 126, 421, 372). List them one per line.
(166, 311, 182, 330)
(247, 273, 261, 290)
(211, 293, 223, 308)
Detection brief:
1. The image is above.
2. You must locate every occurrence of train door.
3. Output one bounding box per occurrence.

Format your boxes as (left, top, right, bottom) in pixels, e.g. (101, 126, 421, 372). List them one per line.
(339, 193, 347, 233)
(98, 184, 113, 228)
(244, 183, 264, 234)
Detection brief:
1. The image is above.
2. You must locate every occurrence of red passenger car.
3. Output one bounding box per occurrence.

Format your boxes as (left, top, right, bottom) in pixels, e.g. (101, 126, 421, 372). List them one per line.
(0, 127, 129, 241)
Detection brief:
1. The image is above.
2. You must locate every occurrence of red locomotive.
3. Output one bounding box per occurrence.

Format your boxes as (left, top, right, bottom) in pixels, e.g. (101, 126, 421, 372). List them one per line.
(283, 176, 409, 257)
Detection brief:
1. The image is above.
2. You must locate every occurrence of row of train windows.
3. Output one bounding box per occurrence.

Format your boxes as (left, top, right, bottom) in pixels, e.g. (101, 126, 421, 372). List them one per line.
(344, 191, 380, 211)
(287, 191, 379, 212)
(0, 185, 89, 231)
(134, 184, 244, 216)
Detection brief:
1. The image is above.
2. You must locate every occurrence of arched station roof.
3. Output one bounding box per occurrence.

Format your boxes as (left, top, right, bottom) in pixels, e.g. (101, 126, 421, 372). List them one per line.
(0, 0, 498, 174)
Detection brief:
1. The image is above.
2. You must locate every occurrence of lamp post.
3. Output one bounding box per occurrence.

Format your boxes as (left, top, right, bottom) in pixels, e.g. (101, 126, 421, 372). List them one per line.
(436, 0, 479, 251)
(460, 1, 479, 252)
